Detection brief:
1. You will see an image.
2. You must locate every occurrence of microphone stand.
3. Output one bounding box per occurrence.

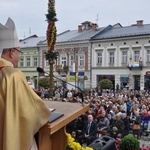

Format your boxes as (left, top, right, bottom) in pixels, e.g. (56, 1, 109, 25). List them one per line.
(41, 71, 84, 106)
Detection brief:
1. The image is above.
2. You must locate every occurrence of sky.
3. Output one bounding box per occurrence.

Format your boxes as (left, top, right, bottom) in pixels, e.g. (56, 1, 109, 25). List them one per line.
(0, 0, 150, 39)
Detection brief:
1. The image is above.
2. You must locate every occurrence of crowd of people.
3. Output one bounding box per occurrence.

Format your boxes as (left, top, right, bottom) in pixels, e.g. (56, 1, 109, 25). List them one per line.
(35, 87, 150, 146)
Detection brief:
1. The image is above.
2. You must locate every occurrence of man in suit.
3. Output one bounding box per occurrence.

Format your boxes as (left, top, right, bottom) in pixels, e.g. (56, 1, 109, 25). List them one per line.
(77, 114, 97, 146)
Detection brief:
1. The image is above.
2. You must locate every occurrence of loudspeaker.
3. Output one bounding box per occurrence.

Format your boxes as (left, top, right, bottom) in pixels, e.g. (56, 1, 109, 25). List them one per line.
(88, 136, 116, 150)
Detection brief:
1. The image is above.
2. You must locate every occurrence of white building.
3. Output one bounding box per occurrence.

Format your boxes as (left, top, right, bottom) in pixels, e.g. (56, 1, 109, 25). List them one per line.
(91, 20, 150, 91)
(19, 20, 150, 91)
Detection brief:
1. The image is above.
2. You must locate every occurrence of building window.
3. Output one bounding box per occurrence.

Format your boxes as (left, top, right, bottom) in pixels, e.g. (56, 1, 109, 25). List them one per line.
(19, 57, 24, 67)
(122, 51, 128, 63)
(134, 51, 140, 61)
(45, 60, 49, 67)
(26, 57, 31, 67)
(33, 57, 38, 67)
(61, 56, 66, 65)
(79, 55, 85, 66)
(70, 55, 74, 66)
(147, 50, 150, 62)
(97, 52, 102, 64)
(109, 52, 114, 63)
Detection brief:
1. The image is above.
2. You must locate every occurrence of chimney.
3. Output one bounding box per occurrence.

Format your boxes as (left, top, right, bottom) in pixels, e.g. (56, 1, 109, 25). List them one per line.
(78, 25, 82, 32)
(137, 20, 143, 26)
(92, 23, 97, 30)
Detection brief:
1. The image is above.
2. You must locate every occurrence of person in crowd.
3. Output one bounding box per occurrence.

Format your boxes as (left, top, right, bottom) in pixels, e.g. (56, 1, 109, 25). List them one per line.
(71, 131, 77, 141)
(116, 83, 119, 93)
(91, 103, 99, 116)
(121, 100, 127, 113)
(66, 119, 77, 135)
(107, 114, 114, 126)
(134, 90, 141, 100)
(132, 111, 141, 139)
(63, 88, 68, 98)
(131, 102, 140, 115)
(117, 105, 125, 113)
(126, 100, 132, 116)
(97, 87, 102, 96)
(106, 101, 113, 114)
(67, 90, 73, 100)
(117, 91, 124, 99)
(108, 113, 124, 139)
(97, 105, 106, 117)
(97, 114, 110, 135)
(59, 88, 64, 98)
(75, 115, 85, 140)
(122, 113, 130, 138)
(77, 114, 97, 146)
(140, 108, 150, 131)
(109, 105, 118, 118)
(54, 88, 60, 99)
(44, 88, 49, 98)
(0, 18, 50, 150)
(109, 90, 115, 97)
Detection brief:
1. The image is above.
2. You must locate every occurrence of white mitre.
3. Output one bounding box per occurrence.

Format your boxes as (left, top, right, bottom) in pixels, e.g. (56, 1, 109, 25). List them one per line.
(0, 18, 19, 57)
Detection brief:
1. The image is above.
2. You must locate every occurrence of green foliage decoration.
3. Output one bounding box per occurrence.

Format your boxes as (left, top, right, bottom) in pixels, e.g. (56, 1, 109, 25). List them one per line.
(44, 0, 58, 99)
(119, 135, 140, 150)
(46, 0, 57, 52)
(44, 51, 59, 61)
(38, 77, 50, 88)
(99, 79, 113, 89)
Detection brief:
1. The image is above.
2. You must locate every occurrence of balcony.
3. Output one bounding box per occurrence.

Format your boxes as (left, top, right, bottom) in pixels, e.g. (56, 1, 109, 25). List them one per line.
(56, 64, 69, 73)
(127, 61, 143, 70)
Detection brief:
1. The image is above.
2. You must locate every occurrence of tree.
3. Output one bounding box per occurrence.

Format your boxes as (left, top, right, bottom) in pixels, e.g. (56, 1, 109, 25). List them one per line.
(99, 79, 113, 90)
(119, 135, 140, 150)
(38, 77, 50, 88)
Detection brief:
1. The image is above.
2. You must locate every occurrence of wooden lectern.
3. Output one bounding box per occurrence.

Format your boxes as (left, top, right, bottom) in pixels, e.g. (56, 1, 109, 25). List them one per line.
(38, 101, 90, 150)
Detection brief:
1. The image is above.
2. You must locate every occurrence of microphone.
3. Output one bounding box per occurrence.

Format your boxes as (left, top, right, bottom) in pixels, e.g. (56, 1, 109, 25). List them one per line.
(37, 67, 44, 74)
(37, 67, 84, 106)
(37, 67, 51, 76)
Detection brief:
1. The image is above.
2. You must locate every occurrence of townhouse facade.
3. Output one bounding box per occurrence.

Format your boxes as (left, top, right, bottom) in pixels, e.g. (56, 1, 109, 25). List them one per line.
(91, 20, 150, 91)
(37, 21, 100, 90)
(19, 35, 45, 89)
(19, 20, 150, 91)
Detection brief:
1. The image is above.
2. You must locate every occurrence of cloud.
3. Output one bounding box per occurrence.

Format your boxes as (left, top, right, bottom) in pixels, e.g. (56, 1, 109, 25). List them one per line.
(0, 0, 150, 38)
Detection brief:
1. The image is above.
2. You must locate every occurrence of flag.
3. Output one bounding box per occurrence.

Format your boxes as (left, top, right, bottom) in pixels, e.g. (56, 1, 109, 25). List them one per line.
(139, 56, 142, 62)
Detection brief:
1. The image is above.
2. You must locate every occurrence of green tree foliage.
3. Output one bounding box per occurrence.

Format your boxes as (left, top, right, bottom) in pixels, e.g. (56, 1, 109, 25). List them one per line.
(119, 135, 140, 150)
(99, 79, 113, 89)
(38, 77, 50, 88)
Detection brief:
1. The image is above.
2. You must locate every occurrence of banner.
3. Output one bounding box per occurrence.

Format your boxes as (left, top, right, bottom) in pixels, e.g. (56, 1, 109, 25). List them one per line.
(67, 76, 78, 82)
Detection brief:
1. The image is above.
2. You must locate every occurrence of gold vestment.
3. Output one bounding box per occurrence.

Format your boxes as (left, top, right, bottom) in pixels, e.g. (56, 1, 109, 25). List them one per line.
(0, 58, 51, 150)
